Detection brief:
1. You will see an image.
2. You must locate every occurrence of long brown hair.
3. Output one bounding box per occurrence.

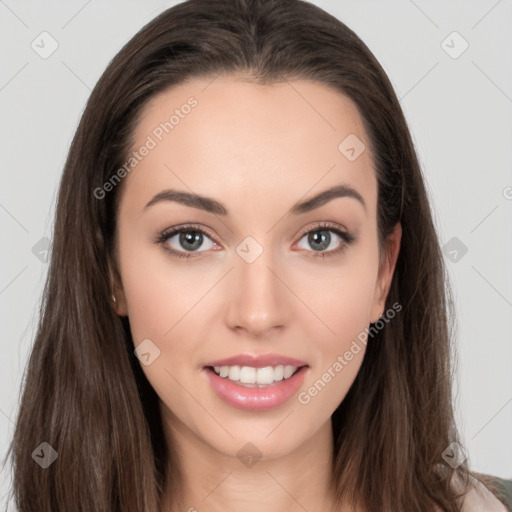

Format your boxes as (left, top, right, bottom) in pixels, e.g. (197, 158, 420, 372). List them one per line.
(3, 0, 483, 510)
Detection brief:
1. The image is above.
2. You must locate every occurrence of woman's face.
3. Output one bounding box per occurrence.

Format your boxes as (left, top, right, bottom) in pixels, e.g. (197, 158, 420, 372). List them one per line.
(112, 74, 400, 460)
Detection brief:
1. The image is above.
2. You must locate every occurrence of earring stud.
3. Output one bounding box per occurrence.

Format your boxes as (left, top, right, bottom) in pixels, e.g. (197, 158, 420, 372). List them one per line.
(112, 294, 117, 304)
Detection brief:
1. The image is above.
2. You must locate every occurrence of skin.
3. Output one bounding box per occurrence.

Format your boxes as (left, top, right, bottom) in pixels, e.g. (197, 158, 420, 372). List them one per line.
(111, 74, 401, 512)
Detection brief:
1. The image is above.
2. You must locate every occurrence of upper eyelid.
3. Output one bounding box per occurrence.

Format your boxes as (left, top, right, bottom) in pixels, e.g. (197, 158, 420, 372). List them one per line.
(295, 221, 349, 238)
(160, 224, 218, 243)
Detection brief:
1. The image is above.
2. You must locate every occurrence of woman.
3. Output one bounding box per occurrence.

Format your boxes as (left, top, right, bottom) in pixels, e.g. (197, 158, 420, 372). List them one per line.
(4, 0, 510, 510)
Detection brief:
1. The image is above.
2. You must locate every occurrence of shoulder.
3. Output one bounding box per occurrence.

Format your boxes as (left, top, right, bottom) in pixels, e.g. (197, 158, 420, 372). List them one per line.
(459, 474, 512, 512)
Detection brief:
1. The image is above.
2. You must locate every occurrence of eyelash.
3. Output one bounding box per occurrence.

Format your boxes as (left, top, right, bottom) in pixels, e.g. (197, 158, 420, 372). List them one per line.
(154, 222, 356, 260)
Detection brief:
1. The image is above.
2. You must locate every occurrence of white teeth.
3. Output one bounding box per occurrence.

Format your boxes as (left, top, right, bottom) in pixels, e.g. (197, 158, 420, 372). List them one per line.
(214, 365, 230, 378)
(211, 364, 300, 385)
(274, 365, 284, 381)
(228, 365, 241, 381)
(256, 366, 275, 385)
(239, 366, 256, 384)
(283, 365, 296, 379)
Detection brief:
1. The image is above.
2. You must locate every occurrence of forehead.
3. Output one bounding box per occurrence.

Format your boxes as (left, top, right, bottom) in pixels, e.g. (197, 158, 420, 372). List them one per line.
(121, 74, 376, 218)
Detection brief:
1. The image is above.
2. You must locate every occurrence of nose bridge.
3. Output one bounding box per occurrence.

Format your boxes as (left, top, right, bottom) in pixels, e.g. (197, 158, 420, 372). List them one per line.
(225, 237, 288, 334)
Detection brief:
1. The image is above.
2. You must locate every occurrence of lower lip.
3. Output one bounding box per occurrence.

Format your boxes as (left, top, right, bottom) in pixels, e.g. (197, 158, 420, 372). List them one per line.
(203, 366, 308, 411)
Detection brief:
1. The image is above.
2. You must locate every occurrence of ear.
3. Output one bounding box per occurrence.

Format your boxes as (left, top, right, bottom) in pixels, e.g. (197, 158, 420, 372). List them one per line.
(108, 258, 128, 317)
(370, 222, 402, 323)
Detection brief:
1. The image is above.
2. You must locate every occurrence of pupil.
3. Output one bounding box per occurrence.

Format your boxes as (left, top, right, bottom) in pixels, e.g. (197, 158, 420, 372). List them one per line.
(309, 231, 330, 251)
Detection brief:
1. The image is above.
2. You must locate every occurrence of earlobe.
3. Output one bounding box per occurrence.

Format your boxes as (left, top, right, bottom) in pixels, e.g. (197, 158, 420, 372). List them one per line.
(111, 284, 128, 317)
(108, 260, 128, 317)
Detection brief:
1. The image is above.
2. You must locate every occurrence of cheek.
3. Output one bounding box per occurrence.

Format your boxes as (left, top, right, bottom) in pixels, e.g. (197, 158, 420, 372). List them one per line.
(294, 240, 380, 348)
(301, 270, 374, 373)
(295, 277, 373, 419)
(117, 232, 210, 344)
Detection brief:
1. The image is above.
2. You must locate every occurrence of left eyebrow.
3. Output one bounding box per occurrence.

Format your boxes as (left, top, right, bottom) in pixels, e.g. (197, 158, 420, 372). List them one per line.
(290, 184, 366, 214)
(143, 184, 366, 215)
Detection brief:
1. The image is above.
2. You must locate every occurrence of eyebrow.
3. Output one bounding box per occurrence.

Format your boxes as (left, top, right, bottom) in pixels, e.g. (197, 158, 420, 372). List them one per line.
(144, 184, 366, 215)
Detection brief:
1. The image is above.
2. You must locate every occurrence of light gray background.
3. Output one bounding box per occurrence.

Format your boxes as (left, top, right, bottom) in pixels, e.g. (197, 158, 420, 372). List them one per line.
(1, 0, 511, 507)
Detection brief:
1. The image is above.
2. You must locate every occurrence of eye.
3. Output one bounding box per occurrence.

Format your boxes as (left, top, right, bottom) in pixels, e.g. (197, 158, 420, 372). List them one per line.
(294, 222, 355, 258)
(155, 224, 218, 259)
(155, 221, 355, 261)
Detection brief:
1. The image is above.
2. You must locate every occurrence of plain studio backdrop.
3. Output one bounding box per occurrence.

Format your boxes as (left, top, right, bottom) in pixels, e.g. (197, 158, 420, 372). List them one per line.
(0, 0, 511, 507)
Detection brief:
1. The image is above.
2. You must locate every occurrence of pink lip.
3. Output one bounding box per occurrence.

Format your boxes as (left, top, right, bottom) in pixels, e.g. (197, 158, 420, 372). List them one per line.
(203, 365, 308, 411)
(203, 353, 308, 368)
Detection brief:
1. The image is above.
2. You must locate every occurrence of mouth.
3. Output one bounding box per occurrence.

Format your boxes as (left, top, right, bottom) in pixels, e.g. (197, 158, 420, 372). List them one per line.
(202, 353, 309, 411)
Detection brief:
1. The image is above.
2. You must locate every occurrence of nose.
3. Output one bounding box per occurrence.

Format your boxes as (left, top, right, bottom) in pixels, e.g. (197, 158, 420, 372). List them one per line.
(225, 248, 289, 337)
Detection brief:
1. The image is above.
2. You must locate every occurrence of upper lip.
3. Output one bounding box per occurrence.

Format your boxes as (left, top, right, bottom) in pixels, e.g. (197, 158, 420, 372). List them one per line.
(203, 353, 309, 368)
